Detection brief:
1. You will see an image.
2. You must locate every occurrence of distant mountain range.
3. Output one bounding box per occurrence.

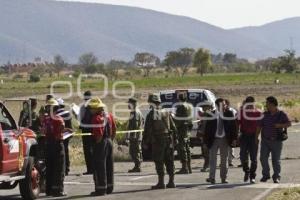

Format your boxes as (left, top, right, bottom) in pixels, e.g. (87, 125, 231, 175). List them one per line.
(0, 0, 299, 63)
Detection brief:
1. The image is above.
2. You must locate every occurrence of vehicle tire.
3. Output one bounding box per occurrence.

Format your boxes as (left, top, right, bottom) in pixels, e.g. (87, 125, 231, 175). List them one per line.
(19, 157, 40, 200)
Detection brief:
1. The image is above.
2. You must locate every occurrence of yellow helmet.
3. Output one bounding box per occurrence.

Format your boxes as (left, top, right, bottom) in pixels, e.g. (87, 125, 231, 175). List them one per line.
(88, 97, 106, 109)
(46, 98, 59, 106)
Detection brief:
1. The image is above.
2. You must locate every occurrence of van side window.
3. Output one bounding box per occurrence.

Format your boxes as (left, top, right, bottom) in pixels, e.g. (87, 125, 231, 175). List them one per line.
(160, 93, 177, 108)
(188, 92, 207, 107)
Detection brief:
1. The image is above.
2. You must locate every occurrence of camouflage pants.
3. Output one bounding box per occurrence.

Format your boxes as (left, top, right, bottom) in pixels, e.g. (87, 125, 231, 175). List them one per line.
(152, 137, 175, 176)
(178, 136, 191, 163)
(129, 139, 142, 165)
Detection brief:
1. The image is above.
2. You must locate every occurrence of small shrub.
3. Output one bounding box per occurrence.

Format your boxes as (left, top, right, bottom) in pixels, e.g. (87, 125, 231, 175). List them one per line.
(115, 120, 128, 145)
(29, 74, 40, 82)
(73, 70, 81, 78)
(282, 99, 297, 108)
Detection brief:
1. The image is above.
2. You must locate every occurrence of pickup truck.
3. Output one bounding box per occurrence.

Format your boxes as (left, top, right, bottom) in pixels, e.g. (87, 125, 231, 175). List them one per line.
(0, 102, 44, 200)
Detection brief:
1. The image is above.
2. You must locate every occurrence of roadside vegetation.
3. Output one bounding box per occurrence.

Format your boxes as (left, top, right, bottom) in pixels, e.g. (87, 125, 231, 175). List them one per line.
(267, 188, 300, 200)
(0, 47, 300, 98)
(0, 72, 300, 98)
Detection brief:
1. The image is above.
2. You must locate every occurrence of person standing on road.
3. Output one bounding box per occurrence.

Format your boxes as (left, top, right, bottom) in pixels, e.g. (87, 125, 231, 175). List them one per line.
(28, 98, 40, 133)
(19, 98, 40, 133)
(127, 97, 144, 173)
(43, 98, 67, 197)
(38, 95, 55, 161)
(197, 100, 214, 172)
(19, 100, 30, 127)
(204, 98, 238, 184)
(39, 94, 54, 120)
(79, 91, 94, 175)
(143, 94, 178, 189)
(256, 96, 291, 183)
(175, 93, 193, 174)
(89, 97, 116, 196)
(238, 96, 262, 184)
(56, 98, 73, 176)
(225, 99, 237, 167)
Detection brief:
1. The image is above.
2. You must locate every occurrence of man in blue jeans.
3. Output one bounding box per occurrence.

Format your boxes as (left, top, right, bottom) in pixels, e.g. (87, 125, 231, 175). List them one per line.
(238, 96, 262, 184)
(256, 96, 291, 184)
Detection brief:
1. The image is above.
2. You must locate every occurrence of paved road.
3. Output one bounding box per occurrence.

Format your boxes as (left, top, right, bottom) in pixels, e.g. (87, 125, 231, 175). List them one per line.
(2, 124, 300, 200)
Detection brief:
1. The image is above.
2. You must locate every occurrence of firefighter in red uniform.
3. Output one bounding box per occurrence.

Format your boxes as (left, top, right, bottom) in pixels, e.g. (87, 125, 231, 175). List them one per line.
(43, 98, 67, 197)
(88, 97, 116, 196)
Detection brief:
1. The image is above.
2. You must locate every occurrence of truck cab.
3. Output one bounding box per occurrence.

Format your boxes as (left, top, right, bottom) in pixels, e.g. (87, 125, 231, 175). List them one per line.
(0, 102, 43, 200)
(0, 103, 20, 174)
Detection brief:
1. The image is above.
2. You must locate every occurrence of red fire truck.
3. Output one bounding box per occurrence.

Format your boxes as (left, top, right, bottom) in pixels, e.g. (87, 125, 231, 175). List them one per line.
(0, 102, 44, 200)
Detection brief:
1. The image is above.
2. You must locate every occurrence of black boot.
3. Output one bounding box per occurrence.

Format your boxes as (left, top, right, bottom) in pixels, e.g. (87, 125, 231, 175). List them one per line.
(128, 163, 141, 173)
(166, 175, 176, 188)
(244, 172, 249, 182)
(151, 175, 166, 190)
(201, 162, 209, 172)
(187, 160, 192, 174)
(176, 162, 189, 174)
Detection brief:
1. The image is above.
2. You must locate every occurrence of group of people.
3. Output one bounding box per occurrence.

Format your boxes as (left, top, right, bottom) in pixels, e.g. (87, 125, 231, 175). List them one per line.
(127, 94, 291, 188)
(18, 91, 291, 197)
(19, 94, 74, 196)
(198, 96, 291, 184)
(19, 91, 116, 197)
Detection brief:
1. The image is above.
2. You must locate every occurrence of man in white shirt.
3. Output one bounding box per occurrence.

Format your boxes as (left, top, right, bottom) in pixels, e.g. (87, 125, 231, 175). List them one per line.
(204, 98, 238, 184)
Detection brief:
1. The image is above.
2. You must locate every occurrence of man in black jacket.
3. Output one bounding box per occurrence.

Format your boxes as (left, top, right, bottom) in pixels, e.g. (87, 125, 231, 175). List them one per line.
(56, 98, 73, 176)
(204, 98, 238, 184)
(79, 91, 94, 175)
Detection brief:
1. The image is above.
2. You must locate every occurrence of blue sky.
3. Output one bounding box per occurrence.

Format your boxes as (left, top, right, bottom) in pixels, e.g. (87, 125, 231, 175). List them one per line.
(59, 0, 300, 29)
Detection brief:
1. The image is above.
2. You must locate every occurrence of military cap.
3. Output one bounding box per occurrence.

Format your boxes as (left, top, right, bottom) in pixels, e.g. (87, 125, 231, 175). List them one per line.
(148, 93, 161, 103)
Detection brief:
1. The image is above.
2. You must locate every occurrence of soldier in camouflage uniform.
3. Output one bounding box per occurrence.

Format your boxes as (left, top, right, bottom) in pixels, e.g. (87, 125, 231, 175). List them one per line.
(127, 97, 144, 173)
(175, 93, 193, 174)
(143, 94, 178, 189)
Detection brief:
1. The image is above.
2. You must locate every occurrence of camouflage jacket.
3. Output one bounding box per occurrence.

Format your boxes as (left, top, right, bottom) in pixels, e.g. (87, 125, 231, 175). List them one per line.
(127, 110, 144, 141)
(143, 108, 177, 145)
(175, 102, 193, 129)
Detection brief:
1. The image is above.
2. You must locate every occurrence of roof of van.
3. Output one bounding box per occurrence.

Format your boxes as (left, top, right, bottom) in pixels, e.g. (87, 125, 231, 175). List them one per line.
(159, 89, 209, 94)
